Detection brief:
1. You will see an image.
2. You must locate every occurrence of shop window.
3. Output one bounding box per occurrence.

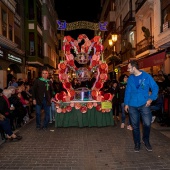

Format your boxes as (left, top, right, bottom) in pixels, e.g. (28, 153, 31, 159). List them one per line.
(1, 9, 7, 37)
(29, 32, 35, 56)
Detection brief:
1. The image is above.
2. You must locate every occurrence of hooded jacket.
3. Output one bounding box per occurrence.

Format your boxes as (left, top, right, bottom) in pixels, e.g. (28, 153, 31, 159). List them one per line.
(124, 71, 159, 107)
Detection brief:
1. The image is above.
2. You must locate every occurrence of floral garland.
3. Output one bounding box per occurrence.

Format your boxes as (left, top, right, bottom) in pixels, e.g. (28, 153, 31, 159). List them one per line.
(55, 34, 113, 113)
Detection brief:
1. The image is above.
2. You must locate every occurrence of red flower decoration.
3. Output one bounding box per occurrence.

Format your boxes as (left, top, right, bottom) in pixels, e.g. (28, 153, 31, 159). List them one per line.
(66, 105, 72, 112)
(91, 60, 99, 67)
(63, 82, 71, 89)
(65, 44, 71, 51)
(80, 106, 87, 113)
(100, 73, 107, 80)
(62, 108, 66, 113)
(94, 44, 101, 52)
(68, 89, 75, 97)
(104, 93, 111, 100)
(96, 104, 101, 111)
(68, 60, 74, 66)
(66, 36, 73, 42)
(59, 63, 66, 70)
(91, 90, 98, 97)
(93, 36, 100, 42)
(95, 82, 103, 89)
(100, 63, 107, 70)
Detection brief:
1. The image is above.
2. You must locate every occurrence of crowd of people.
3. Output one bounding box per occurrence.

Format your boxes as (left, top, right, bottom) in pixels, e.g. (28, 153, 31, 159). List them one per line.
(1, 62, 170, 152)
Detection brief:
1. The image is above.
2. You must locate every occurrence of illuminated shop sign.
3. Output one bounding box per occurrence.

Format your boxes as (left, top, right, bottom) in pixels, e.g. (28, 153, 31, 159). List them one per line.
(0, 50, 4, 57)
(8, 54, 22, 63)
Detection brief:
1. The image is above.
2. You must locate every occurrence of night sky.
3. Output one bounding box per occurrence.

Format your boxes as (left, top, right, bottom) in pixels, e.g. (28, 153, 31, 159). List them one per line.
(55, 0, 102, 39)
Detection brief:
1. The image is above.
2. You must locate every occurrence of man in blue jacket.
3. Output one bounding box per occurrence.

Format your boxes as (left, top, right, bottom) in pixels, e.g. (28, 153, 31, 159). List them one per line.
(124, 60, 158, 152)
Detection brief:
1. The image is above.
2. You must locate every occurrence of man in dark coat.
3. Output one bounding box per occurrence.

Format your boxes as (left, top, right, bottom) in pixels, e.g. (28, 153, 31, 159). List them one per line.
(32, 67, 54, 130)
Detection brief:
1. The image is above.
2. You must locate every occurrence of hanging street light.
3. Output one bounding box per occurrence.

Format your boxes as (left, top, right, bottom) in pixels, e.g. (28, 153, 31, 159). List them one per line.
(112, 34, 118, 42)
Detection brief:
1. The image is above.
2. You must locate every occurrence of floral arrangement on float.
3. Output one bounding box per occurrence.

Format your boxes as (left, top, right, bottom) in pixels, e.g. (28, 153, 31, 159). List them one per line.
(55, 34, 113, 113)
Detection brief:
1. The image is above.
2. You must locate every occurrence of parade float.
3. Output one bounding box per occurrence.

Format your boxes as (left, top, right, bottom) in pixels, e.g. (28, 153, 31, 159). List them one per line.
(54, 34, 114, 127)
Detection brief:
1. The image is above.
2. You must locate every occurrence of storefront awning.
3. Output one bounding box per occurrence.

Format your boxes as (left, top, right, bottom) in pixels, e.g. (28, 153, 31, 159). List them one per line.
(138, 50, 166, 69)
(120, 50, 166, 73)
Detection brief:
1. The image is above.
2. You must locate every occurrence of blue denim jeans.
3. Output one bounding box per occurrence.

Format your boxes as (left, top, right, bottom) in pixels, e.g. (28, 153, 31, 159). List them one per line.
(129, 104, 152, 145)
(35, 97, 50, 128)
(49, 101, 55, 122)
(0, 118, 13, 136)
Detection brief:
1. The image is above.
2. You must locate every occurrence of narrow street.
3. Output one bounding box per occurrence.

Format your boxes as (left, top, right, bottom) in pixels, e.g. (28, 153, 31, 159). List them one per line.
(0, 116, 170, 170)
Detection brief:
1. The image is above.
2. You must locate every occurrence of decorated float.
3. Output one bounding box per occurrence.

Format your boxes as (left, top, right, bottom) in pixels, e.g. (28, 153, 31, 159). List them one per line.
(54, 34, 114, 127)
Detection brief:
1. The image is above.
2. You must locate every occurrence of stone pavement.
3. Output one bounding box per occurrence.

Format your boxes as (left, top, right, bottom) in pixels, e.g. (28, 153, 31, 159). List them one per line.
(0, 117, 170, 170)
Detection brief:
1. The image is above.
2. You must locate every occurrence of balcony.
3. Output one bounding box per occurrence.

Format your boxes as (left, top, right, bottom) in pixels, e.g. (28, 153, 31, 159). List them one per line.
(135, 0, 147, 13)
(136, 36, 154, 55)
(123, 11, 136, 31)
(161, 21, 170, 32)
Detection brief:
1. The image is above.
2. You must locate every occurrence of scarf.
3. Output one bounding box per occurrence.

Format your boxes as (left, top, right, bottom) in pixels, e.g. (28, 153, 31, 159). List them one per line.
(39, 77, 50, 90)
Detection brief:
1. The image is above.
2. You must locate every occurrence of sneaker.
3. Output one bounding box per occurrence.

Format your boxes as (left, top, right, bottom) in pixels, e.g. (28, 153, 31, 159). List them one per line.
(143, 141, 152, 152)
(151, 116, 156, 123)
(134, 143, 140, 152)
(121, 123, 125, 128)
(127, 125, 133, 130)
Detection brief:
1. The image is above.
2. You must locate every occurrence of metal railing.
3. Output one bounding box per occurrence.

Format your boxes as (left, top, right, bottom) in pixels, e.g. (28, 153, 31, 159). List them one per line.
(136, 36, 154, 55)
(123, 10, 136, 29)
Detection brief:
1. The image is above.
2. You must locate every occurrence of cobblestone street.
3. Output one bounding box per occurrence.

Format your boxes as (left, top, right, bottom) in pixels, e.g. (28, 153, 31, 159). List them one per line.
(0, 117, 170, 170)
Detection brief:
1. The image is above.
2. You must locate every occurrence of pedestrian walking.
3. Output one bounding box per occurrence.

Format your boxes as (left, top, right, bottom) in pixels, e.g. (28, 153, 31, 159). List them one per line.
(32, 67, 54, 130)
(124, 60, 159, 152)
(118, 74, 132, 130)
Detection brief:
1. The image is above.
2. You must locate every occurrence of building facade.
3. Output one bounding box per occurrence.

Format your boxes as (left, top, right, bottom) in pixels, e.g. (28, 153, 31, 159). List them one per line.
(0, 0, 25, 88)
(101, 0, 170, 80)
(24, 0, 59, 81)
